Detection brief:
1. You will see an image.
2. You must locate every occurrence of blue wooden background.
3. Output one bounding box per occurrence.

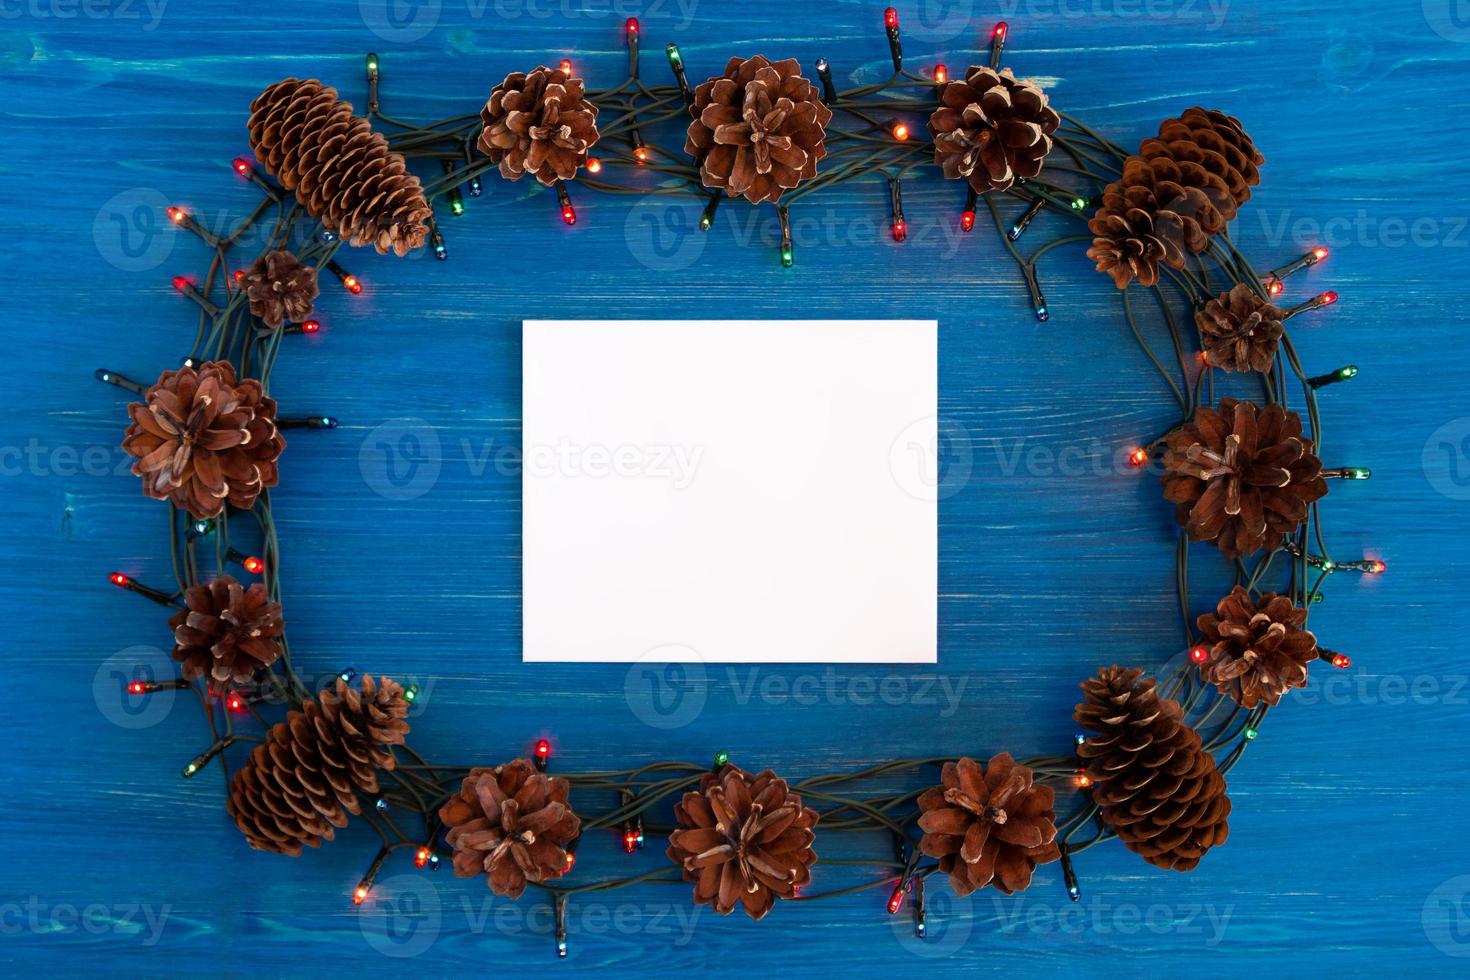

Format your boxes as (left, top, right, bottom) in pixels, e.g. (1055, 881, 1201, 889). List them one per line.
(3, 0, 1467, 975)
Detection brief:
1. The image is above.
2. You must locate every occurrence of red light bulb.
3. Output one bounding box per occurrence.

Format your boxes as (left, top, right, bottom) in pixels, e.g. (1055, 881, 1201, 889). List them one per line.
(353, 885, 369, 905)
(559, 58, 572, 75)
(1074, 770, 1093, 788)
(232, 157, 251, 176)
(226, 692, 244, 712)
(233, 270, 246, 284)
(535, 738, 551, 759)
(1128, 448, 1149, 467)
(1267, 278, 1284, 296)
(301, 319, 321, 334)
(1321, 291, 1338, 306)
(891, 220, 906, 242)
(242, 556, 265, 575)
(623, 831, 638, 853)
(171, 275, 190, 292)
(1331, 653, 1351, 669)
(564, 852, 576, 872)
(891, 121, 910, 141)
(993, 21, 1008, 40)
(343, 275, 362, 294)
(1313, 246, 1328, 261)
(561, 204, 576, 226)
(961, 209, 975, 232)
(884, 7, 898, 29)
(128, 681, 147, 695)
(934, 64, 947, 84)
(1190, 645, 1209, 664)
(625, 16, 638, 34)
(887, 884, 904, 913)
(414, 848, 431, 868)
(109, 572, 131, 588)
(167, 206, 186, 225)
(586, 157, 602, 174)
(1366, 559, 1385, 574)
(634, 145, 649, 163)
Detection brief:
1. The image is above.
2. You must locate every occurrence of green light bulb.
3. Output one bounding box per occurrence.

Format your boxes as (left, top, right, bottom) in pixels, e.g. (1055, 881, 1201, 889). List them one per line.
(183, 761, 199, 778)
(366, 53, 379, 74)
(666, 43, 682, 69)
(780, 246, 793, 268)
(1244, 727, 1258, 740)
(699, 214, 712, 231)
(714, 750, 729, 768)
(404, 685, 418, 702)
(450, 199, 465, 216)
(1339, 365, 1358, 380)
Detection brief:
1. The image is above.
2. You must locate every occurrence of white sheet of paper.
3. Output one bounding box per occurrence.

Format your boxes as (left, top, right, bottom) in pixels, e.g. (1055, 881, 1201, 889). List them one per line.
(522, 319, 937, 664)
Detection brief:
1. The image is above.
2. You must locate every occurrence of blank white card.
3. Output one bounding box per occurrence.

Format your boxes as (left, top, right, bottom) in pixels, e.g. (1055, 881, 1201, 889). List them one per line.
(522, 320, 937, 664)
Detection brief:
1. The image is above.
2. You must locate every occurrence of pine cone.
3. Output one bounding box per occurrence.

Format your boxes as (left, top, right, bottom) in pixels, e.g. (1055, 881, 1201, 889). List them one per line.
(928, 67, 1060, 193)
(685, 56, 833, 205)
(667, 763, 819, 920)
(227, 675, 411, 855)
(439, 760, 580, 898)
(916, 753, 1060, 896)
(247, 78, 429, 256)
(168, 575, 283, 688)
(121, 361, 285, 519)
(1087, 156, 1215, 288)
(244, 250, 319, 329)
(1198, 283, 1285, 373)
(1196, 586, 1318, 707)
(478, 66, 600, 186)
(1141, 107, 1263, 217)
(1075, 666, 1230, 871)
(1162, 398, 1328, 558)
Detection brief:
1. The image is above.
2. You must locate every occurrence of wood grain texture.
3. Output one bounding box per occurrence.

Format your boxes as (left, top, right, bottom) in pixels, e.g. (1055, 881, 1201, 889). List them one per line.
(2, 0, 1467, 975)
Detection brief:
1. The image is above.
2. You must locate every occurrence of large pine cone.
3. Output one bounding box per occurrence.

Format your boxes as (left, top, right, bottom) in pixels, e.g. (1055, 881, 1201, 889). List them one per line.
(667, 763, 819, 920)
(168, 575, 283, 688)
(1141, 107, 1263, 218)
(1198, 283, 1285, 373)
(1089, 106, 1263, 289)
(121, 361, 285, 519)
(479, 66, 600, 186)
(1196, 586, 1318, 707)
(228, 675, 412, 855)
(1162, 398, 1328, 558)
(685, 56, 833, 205)
(248, 78, 429, 256)
(928, 67, 1060, 193)
(1075, 666, 1230, 871)
(439, 759, 580, 898)
(917, 752, 1060, 896)
(245, 250, 319, 329)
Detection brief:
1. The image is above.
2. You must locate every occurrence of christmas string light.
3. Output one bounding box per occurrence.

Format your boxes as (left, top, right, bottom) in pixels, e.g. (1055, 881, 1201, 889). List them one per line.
(1284, 291, 1338, 318)
(814, 57, 837, 104)
(990, 22, 1008, 69)
(352, 846, 390, 905)
(326, 260, 362, 295)
(108, 572, 179, 607)
(171, 275, 222, 317)
(1008, 196, 1047, 241)
(883, 7, 903, 71)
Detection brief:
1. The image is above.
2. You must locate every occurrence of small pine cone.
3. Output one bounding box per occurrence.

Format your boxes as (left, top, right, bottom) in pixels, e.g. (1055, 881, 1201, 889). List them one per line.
(1197, 283, 1285, 373)
(1162, 398, 1328, 558)
(227, 675, 412, 855)
(1141, 107, 1263, 218)
(667, 763, 819, 921)
(1075, 666, 1231, 871)
(685, 56, 833, 205)
(917, 753, 1060, 896)
(439, 760, 580, 898)
(928, 67, 1060, 193)
(168, 575, 283, 688)
(244, 250, 319, 329)
(121, 361, 285, 519)
(478, 66, 600, 186)
(1197, 586, 1318, 707)
(247, 78, 429, 256)
(1087, 156, 1219, 288)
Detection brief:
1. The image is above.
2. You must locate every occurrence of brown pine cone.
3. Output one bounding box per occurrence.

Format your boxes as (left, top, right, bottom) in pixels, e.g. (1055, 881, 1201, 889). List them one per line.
(1075, 666, 1231, 871)
(479, 66, 600, 186)
(1087, 156, 1217, 288)
(439, 760, 580, 898)
(247, 78, 429, 256)
(1162, 398, 1328, 558)
(1141, 107, 1263, 218)
(917, 753, 1060, 896)
(168, 575, 283, 688)
(227, 675, 412, 855)
(121, 361, 285, 519)
(685, 56, 833, 205)
(244, 250, 319, 329)
(928, 67, 1060, 193)
(1196, 586, 1318, 707)
(1198, 283, 1285, 373)
(667, 763, 819, 920)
